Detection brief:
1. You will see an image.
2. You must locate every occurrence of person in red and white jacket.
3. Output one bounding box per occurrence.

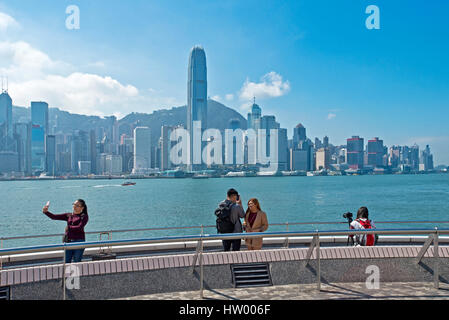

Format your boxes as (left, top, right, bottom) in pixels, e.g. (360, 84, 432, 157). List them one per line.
(350, 207, 376, 246)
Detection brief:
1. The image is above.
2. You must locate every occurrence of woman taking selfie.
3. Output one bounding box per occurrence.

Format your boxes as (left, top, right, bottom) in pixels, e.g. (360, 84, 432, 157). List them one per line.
(244, 198, 268, 250)
(42, 199, 89, 263)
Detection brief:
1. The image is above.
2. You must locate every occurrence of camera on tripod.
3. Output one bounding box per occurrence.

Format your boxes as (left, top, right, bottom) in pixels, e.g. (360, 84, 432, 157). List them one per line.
(343, 212, 353, 222)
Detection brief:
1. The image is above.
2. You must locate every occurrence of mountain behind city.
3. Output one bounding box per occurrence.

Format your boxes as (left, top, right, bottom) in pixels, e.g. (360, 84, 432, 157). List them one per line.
(12, 99, 247, 146)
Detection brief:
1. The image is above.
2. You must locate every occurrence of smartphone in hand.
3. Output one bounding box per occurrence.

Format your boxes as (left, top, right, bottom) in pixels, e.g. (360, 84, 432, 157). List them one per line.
(43, 201, 50, 213)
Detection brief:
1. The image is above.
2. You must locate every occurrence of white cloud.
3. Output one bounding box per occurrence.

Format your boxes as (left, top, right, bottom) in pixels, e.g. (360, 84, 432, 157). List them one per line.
(86, 61, 106, 68)
(211, 95, 221, 101)
(0, 39, 180, 118)
(327, 113, 336, 120)
(225, 93, 234, 101)
(10, 73, 139, 117)
(0, 12, 183, 118)
(239, 71, 290, 101)
(0, 12, 19, 33)
(0, 41, 73, 80)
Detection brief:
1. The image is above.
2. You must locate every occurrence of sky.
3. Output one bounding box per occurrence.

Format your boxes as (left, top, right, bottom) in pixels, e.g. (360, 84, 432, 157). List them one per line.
(0, 0, 448, 165)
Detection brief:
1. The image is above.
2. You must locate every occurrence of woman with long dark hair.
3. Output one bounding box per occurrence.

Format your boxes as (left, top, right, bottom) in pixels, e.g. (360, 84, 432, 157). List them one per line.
(243, 198, 269, 250)
(42, 199, 89, 263)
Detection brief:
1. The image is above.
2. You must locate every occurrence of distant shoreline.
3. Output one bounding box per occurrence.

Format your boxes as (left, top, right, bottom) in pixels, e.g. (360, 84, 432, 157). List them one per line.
(0, 170, 446, 182)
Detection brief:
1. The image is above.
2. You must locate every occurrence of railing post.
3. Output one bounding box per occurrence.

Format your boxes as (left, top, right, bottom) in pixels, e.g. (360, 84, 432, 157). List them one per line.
(200, 225, 204, 299)
(63, 245, 66, 300)
(434, 228, 439, 289)
(0, 238, 3, 270)
(316, 231, 321, 291)
(284, 222, 289, 248)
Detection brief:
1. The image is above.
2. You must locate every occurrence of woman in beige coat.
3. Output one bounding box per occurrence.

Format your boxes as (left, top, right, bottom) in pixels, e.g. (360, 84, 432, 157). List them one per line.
(244, 198, 269, 250)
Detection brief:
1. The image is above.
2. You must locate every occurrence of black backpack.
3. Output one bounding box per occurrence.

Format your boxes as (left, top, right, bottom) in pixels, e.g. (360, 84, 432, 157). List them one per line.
(215, 201, 234, 234)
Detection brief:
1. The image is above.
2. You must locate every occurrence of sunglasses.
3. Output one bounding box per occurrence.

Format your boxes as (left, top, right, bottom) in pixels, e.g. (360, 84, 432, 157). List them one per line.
(72, 203, 83, 208)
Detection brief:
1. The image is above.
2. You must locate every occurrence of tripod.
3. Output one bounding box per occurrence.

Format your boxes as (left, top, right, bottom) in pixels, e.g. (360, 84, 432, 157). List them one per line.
(346, 218, 354, 246)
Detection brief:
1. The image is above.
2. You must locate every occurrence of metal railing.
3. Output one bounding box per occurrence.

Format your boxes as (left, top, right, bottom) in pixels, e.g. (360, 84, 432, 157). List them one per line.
(0, 227, 448, 299)
(2, 219, 449, 243)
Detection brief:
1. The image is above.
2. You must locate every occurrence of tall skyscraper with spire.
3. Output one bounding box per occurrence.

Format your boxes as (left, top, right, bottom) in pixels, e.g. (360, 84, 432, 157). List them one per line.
(187, 46, 207, 170)
(0, 79, 13, 141)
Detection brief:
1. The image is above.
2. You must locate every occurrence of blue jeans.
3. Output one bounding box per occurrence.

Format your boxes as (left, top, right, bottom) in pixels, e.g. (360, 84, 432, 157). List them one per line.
(65, 239, 85, 263)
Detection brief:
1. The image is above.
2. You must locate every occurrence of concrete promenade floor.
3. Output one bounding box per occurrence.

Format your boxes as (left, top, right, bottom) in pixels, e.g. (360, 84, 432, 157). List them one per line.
(117, 282, 449, 300)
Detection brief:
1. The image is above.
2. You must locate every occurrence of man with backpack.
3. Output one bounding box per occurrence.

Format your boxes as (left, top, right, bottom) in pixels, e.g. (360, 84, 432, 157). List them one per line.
(350, 206, 377, 246)
(215, 188, 246, 251)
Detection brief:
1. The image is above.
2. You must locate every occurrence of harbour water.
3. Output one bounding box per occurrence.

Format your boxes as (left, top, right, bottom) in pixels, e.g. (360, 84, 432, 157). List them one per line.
(1, 173, 448, 248)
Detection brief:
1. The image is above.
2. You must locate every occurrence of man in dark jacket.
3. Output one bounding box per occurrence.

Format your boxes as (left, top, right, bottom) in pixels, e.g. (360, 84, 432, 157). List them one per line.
(219, 188, 246, 251)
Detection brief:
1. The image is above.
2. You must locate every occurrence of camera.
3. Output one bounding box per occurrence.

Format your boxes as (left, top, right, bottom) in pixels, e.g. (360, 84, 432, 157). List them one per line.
(342, 212, 353, 220)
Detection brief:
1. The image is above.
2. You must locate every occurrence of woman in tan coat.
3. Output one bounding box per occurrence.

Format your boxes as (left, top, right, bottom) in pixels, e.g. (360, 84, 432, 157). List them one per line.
(244, 198, 269, 250)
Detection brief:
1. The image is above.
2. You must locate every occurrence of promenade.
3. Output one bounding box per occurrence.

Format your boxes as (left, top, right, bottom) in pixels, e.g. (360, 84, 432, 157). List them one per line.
(118, 282, 449, 300)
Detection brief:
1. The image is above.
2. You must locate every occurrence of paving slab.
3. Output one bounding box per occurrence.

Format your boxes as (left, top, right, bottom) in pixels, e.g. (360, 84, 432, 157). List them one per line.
(116, 282, 449, 300)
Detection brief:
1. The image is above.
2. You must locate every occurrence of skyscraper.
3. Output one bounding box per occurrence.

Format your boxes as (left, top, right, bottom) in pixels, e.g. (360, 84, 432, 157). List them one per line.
(187, 46, 207, 170)
(160, 125, 173, 171)
(71, 130, 90, 174)
(133, 127, 151, 174)
(347, 136, 364, 169)
(31, 101, 49, 173)
(292, 123, 306, 149)
(410, 144, 420, 171)
(316, 148, 331, 170)
(14, 122, 32, 175)
(45, 135, 56, 175)
(90, 130, 97, 174)
(0, 90, 12, 139)
(247, 101, 262, 130)
(419, 145, 434, 171)
(367, 137, 384, 168)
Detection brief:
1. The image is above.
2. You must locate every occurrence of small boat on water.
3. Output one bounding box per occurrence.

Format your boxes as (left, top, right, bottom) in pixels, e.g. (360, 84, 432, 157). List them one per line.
(121, 181, 136, 186)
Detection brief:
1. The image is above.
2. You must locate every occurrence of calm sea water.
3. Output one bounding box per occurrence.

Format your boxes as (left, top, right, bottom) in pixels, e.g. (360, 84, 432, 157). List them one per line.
(1, 174, 448, 248)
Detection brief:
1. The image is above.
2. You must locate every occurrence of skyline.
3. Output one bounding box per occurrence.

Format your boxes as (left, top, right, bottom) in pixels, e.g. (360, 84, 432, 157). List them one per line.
(0, 1, 448, 164)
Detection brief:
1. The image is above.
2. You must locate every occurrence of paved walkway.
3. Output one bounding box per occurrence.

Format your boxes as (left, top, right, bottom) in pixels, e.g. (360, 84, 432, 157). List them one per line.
(118, 282, 449, 300)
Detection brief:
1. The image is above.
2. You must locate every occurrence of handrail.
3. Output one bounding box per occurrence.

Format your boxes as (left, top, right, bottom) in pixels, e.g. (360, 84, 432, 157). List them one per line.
(2, 220, 449, 241)
(1, 227, 448, 257)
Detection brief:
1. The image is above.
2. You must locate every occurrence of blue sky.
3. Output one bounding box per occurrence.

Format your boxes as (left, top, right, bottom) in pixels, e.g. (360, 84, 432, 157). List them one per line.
(0, 0, 448, 164)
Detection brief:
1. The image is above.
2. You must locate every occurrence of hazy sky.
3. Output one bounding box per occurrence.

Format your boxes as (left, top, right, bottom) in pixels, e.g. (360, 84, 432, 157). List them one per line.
(0, 0, 448, 164)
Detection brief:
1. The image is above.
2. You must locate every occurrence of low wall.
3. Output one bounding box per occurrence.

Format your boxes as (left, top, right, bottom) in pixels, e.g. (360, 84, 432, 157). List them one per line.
(2, 245, 449, 300)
